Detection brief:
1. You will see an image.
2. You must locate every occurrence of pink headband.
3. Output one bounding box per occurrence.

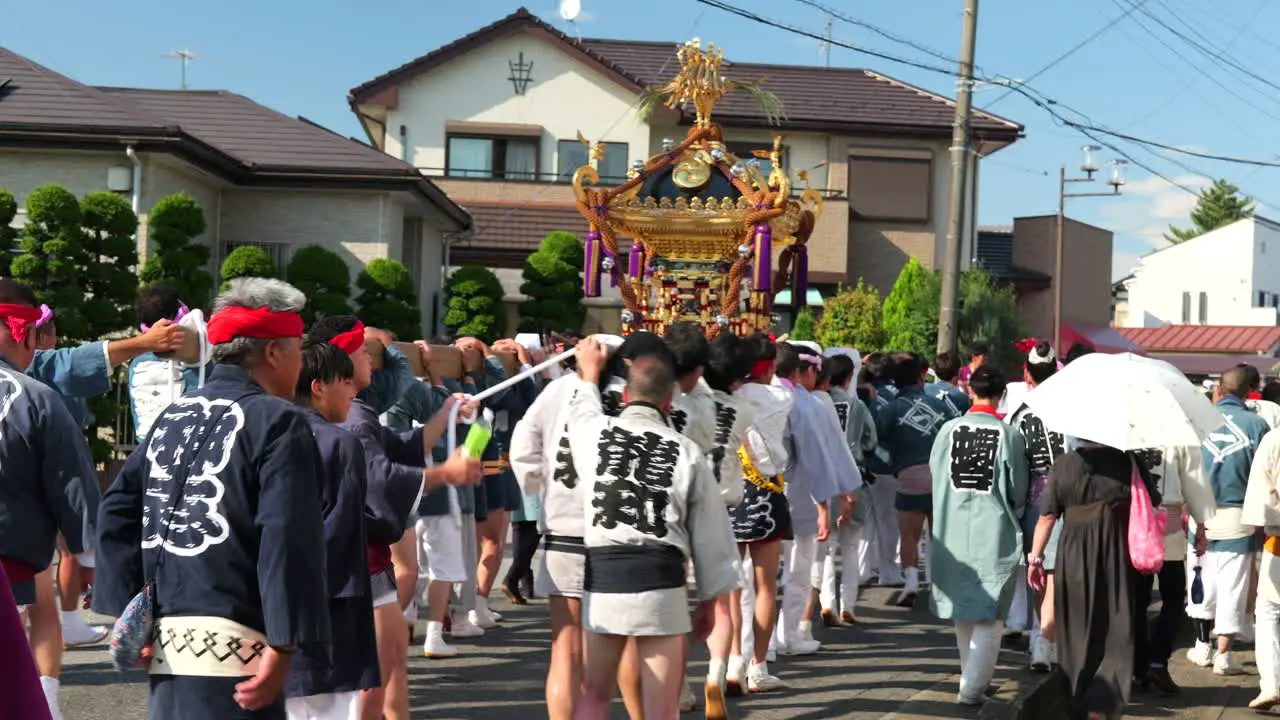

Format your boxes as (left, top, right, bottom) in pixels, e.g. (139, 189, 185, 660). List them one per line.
(800, 353, 822, 366)
(141, 301, 190, 333)
(34, 305, 53, 329)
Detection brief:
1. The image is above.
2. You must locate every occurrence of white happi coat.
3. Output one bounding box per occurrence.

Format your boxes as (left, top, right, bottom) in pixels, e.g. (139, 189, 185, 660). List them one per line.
(565, 379, 738, 636)
(673, 378, 754, 508)
(509, 372, 625, 538)
(738, 381, 794, 477)
(1243, 431, 1280, 604)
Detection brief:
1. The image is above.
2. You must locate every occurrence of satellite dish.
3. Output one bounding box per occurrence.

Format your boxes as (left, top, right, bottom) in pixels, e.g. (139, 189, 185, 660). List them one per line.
(559, 0, 581, 22)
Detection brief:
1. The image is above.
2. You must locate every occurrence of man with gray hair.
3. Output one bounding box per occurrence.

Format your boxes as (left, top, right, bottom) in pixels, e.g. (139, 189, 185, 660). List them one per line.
(95, 278, 331, 720)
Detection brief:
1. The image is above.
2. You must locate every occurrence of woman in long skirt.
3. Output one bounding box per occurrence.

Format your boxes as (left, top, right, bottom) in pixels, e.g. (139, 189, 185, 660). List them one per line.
(1029, 443, 1159, 720)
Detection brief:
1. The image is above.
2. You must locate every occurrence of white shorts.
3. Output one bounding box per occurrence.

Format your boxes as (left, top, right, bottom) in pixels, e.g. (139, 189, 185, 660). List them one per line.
(285, 690, 361, 720)
(1187, 549, 1253, 637)
(415, 515, 467, 584)
(536, 547, 585, 599)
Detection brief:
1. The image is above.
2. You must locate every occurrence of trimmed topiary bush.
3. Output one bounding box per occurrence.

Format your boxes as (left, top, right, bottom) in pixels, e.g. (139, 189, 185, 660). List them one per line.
(355, 257, 421, 340)
(139, 193, 213, 310)
(287, 244, 352, 324)
(444, 265, 505, 343)
(220, 245, 277, 291)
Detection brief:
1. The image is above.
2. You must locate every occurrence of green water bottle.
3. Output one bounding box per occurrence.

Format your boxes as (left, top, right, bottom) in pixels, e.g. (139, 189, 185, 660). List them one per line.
(462, 409, 494, 458)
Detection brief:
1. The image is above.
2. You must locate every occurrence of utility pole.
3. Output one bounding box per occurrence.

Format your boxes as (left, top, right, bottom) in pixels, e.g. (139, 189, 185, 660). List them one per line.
(1054, 149, 1126, 350)
(935, 0, 979, 357)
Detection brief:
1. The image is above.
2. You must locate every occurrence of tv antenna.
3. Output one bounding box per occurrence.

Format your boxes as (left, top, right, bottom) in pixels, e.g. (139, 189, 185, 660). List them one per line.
(162, 49, 203, 90)
(559, 0, 582, 40)
(819, 14, 833, 67)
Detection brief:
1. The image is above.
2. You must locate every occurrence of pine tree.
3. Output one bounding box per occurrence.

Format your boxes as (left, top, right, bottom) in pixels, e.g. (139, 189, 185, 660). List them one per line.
(815, 279, 886, 351)
(355, 258, 421, 340)
(139, 193, 213, 309)
(0, 189, 17, 273)
(518, 231, 585, 334)
(219, 246, 277, 291)
(957, 269, 1026, 370)
(287, 245, 352, 324)
(444, 265, 506, 343)
(881, 257, 940, 355)
(11, 185, 89, 340)
(1165, 179, 1256, 244)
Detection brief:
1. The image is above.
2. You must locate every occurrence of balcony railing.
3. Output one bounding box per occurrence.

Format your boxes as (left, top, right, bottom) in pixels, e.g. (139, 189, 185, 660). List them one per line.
(418, 167, 846, 198)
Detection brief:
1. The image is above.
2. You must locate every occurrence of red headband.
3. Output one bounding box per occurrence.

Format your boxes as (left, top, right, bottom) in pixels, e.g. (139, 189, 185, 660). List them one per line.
(749, 358, 774, 378)
(328, 321, 366, 354)
(0, 304, 43, 344)
(206, 306, 304, 345)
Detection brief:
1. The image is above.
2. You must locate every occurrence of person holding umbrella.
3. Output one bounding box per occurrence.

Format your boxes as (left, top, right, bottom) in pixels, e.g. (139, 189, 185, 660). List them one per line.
(1024, 352, 1221, 720)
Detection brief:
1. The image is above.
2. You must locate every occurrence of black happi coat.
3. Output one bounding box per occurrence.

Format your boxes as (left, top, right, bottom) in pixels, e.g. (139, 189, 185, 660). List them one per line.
(285, 411, 382, 699)
(95, 365, 330, 720)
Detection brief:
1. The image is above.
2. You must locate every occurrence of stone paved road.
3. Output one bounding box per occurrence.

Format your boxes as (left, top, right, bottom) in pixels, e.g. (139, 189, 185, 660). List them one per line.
(57, 586, 1261, 719)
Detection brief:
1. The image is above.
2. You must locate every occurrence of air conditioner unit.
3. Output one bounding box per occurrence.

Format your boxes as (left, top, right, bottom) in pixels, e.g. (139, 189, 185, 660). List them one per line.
(107, 166, 133, 192)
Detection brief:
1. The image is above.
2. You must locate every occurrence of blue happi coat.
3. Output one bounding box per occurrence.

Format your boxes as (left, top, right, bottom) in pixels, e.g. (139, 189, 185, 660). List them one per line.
(1201, 395, 1269, 553)
(783, 384, 858, 530)
(286, 410, 382, 700)
(876, 384, 957, 474)
(94, 365, 331, 719)
(340, 399, 427, 545)
(926, 379, 972, 418)
(29, 341, 112, 427)
(0, 354, 99, 605)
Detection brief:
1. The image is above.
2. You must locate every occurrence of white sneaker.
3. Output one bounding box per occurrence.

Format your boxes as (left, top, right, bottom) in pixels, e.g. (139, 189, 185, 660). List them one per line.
(1186, 640, 1214, 668)
(747, 664, 787, 693)
(468, 608, 498, 630)
(1029, 635, 1050, 673)
(725, 656, 746, 697)
(422, 631, 458, 658)
(678, 680, 697, 712)
(779, 638, 821, 656)
(1213, 651, 1243, 676)
(449, 614, 485, 638)
(61, 612, 107, 648)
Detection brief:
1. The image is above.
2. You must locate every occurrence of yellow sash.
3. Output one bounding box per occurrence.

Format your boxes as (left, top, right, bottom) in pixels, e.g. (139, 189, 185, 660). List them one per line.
(1265, 535, 1280, 556)
(737, 446, 784, 494)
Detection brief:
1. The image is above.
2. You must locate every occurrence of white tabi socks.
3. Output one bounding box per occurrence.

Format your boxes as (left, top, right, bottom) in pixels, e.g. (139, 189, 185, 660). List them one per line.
(40, 676, 63, 720)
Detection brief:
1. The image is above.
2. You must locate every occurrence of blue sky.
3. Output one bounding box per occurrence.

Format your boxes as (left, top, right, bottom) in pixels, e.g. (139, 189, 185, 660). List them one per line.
(7, 0, 1279, 282)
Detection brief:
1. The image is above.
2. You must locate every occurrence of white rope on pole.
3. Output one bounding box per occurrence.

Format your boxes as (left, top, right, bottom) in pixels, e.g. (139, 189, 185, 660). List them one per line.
(446, 347, 579, 454)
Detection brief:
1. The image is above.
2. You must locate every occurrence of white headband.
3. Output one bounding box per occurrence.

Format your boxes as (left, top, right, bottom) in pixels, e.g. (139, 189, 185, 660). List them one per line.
(1028, 344, 1056, 365)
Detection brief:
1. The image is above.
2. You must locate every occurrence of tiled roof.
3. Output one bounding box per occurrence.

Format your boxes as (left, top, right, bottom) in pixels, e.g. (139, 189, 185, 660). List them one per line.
(1116, 325, 1280, 354)
(0, 47, 471, 230)
(579, 39, 1021, 136)
(0, 48, 167, 132)
(349, 9, 1022, 139)
(97, 87, 413, 174)
(459, 202, 587, 251)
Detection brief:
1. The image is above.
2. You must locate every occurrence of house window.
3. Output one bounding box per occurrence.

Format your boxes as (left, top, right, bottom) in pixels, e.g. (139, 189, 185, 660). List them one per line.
(726, 142, 785, 183)
(220, 241, 289, 273)
(446, 135, 538, 179)
(1181, 292, 1191, 323)
(556, 140, 627, 183)
(1259, 291, 1267, 308)
(848, 154, 932, 223)
(1198, 292, 1208, 324)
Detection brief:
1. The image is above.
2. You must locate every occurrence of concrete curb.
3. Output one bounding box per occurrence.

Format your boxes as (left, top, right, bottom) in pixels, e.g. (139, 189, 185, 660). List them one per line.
(881, 666, 1068, 720)
(977, 669, 1069, 720)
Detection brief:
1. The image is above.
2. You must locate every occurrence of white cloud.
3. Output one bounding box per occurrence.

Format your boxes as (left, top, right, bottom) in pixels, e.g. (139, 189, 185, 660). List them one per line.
(1112, 251, 1140, 283)
(1098, 174, 1209, 250)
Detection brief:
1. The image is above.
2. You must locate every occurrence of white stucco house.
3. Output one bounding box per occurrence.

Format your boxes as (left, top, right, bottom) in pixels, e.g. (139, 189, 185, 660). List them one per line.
(1123, 216, 1280, 328)
(347, 7, 1025, 330)
(0, 47, 472, 334)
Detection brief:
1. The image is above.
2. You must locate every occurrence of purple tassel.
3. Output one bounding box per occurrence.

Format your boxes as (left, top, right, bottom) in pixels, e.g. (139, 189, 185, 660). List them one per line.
(793, 246, 809, 307)
(583, 230, 602, 298)
(629, 242, 643, 281)
(752, 223, 772, 292)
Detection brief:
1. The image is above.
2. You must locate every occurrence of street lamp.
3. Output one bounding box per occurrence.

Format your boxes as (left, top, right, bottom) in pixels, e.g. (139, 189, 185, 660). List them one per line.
(1054, 146, 1124, 351)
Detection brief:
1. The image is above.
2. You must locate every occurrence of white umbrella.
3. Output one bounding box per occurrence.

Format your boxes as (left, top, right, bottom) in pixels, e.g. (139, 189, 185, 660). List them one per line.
(1024, 352, 1221, 451)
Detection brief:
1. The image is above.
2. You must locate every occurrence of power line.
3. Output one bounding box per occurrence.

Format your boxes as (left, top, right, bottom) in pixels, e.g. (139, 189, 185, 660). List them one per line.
(790, 0, 966, 67)
(983, 0, 1152, 109)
